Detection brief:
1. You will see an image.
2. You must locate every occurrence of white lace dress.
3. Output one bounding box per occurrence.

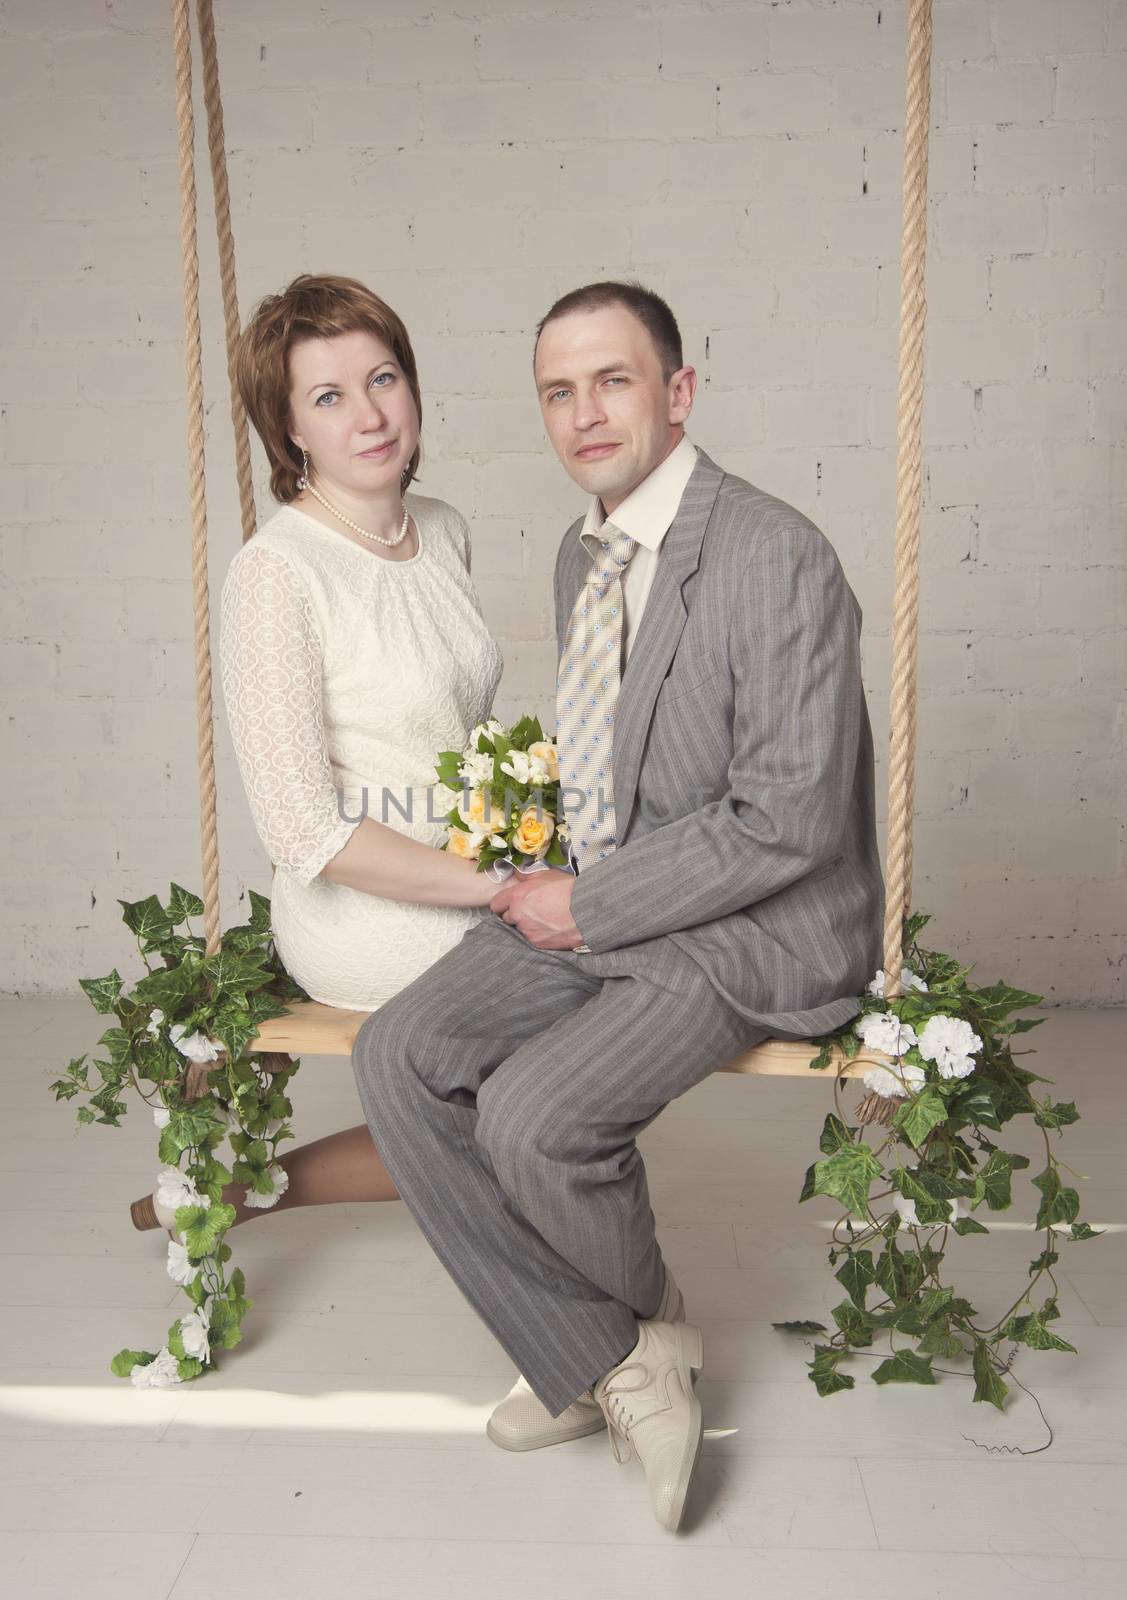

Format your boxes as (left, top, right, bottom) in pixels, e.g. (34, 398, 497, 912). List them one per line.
(219, 493, 505, 1010)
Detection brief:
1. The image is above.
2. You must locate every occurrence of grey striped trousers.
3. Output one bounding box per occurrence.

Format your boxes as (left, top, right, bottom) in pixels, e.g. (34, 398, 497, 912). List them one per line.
(351, 912, 766, 1417)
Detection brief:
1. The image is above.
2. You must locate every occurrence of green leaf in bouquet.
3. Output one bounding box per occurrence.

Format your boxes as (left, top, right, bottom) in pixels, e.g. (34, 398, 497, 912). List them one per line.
(78, 970, 125, 1014)
(177, 1357, 205, 1382)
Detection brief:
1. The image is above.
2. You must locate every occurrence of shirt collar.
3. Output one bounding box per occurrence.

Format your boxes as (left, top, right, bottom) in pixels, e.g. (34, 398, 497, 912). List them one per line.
(579, 434, 699, 554)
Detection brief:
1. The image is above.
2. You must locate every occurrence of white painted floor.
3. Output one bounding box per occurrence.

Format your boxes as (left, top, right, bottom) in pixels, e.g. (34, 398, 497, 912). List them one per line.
(1, 998, 1124, 1598)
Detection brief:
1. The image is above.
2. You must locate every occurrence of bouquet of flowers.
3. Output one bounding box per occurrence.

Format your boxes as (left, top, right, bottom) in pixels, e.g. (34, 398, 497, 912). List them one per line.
(434, 715, 570, 874)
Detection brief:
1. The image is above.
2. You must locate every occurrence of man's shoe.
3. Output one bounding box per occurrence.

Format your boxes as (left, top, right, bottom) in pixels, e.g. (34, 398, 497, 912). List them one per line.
(593, 1318, 705, 1533)
(485, 1262, 684, 1452)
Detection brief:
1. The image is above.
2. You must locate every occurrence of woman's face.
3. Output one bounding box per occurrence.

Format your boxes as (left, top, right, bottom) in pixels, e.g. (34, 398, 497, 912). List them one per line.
(287, 327, 419, 498)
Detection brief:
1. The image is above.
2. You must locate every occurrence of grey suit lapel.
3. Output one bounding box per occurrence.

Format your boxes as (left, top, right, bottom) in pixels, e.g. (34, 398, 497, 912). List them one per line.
(610, 448, 724, 836)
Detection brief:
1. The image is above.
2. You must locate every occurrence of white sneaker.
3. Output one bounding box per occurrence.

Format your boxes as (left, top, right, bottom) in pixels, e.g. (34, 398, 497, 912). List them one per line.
(486, 1263, 685, 1452)
(593, 1318, 705, 1533)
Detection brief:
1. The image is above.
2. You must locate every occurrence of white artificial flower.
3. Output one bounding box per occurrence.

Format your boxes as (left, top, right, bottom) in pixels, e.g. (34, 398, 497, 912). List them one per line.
(146, 1007, 166, 1038)
(130, 1346, 183, 1389)
(166, 1239, 201, 1287)
(466, 718, 506, 752)
(895, 1195, 964, 1231)
(178, 1307, 211, 1363)
(155, 1166, 209, 1214)
(457, 752, 496, 788)
(526, 755, 550, 787)
(862, 1061, 926, 1099)
(867, 967, 928, 998)
(152, 1105, 171, 1130)
(856, 1011, 919, 1059)
(917, 1014, 983, 1080)
(242, 1163, 290, 1210)
(168, 1023, 223, 1064)
(499, 750, 532, 785)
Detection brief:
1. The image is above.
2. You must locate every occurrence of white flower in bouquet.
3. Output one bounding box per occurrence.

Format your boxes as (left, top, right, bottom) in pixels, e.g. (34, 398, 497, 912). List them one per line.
(146, 1007, 166, 1038)
(855, 1011, 918, 1059)
(130, 1346, 182, 1389)
(166, 1239, 201, 1287)
(862, 1061, 926, 1099)
(500, 749, 533, 785)
(457, 751, 495, 788)
(168, 1023, 224, 1064)
(918, 1014, 982, 1079)
(467, 718, 506, 750)
(156, 1166, 209, 1214)
(243, 1163, 290, 1210)
(867, 967, 928, 998)
(178, 1307, 211, 1362)
(152, 1104, 171, 1130)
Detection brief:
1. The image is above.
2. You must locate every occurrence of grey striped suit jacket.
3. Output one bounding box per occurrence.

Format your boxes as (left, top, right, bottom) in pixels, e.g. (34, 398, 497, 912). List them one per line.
(557, 447, 884, 1038)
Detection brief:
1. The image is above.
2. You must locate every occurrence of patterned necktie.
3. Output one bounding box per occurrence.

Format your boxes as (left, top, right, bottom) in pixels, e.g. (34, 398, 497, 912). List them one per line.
(556, 522, 639, 872)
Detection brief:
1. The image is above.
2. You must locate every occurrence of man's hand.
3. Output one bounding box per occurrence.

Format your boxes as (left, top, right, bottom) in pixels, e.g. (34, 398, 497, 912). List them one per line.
(489, 869, 585, 950)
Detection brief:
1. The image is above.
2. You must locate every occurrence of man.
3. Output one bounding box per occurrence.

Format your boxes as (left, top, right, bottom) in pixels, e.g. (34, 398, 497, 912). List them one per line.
(352, 281, 882, 1532)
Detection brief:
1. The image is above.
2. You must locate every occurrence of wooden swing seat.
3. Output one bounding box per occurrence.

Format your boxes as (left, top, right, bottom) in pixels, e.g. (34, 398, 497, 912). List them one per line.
(251, 1000, 876, 1078)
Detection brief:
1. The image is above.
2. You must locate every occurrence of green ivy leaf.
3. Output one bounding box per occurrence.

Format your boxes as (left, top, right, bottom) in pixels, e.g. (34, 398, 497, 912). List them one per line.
(1010, 1311, 1077, 1354)
(831, 1299, 875, 1346)
(871, 1348, 936, 1386)
(772, 1320, 829, 1336)
(893, 1087, 948, 1150)
(1033, 1099, 1081, 1131)
(917, 1318, 965, 1359)
(807, 1143, 884, 1222)
(951, 1216, 990, 1235)
(1031, 1166, 1080, 1229)
(1070, 1221, 1104, 1241)
(834, 1249, 875, 1311)
(78, 970, 124, 1014)
(818, 1113, 853, 1156)
(977, 1150, 1030, 1212)
(118, 894, 178, 946)
(808, 1344, 855, 1396)
(166, 883, 205, 923)
(972, 1341, 1009, 1409)
(1028, 1249, 1059, 1274)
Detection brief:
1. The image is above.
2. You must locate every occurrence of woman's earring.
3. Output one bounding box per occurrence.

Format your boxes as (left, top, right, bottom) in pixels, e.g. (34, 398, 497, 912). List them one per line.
(296, 447, 309, 491)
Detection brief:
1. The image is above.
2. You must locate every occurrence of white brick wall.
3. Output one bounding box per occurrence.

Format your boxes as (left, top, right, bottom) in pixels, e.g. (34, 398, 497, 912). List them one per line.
(1, 0, 1123, 1004)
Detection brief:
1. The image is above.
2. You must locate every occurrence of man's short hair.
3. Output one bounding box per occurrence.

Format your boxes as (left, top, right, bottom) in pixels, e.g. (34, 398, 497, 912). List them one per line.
(535, 280, 684, 382)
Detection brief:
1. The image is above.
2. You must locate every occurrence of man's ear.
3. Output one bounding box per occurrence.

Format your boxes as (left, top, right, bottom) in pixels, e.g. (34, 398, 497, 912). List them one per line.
(669, 366, 697, 425)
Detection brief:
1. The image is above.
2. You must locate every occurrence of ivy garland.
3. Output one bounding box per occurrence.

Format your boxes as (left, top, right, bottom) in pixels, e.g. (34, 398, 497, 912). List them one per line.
(50, 884, 308, 1386)
(777, 913, 1103, 1412)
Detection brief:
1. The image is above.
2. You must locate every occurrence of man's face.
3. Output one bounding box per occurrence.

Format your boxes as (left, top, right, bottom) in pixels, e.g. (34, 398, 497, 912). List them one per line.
(534, 304, 695, 513)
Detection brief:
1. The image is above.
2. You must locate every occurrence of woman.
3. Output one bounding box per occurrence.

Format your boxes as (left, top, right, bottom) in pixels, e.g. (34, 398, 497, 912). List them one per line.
(134, 273, 504, 1230)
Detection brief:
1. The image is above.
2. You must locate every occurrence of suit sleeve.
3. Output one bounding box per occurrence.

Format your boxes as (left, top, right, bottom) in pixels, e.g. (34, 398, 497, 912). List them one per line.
(568, 522, 864, 951)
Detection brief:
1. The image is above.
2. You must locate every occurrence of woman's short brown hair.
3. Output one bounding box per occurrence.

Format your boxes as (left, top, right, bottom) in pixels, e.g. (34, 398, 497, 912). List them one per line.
(235, 273, 423, 505)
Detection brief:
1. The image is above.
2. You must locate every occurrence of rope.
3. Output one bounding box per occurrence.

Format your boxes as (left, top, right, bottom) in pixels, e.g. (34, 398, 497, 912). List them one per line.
(195, 0, 257, 548)
(881, 0, 932, 997)
(170, 0, 221, 960)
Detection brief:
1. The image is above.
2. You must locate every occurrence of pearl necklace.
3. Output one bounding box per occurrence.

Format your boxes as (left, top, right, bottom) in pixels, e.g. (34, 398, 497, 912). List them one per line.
(302, 480, 411, 548)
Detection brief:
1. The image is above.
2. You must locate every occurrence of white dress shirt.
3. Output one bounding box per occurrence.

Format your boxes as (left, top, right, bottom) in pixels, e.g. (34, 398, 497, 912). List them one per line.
(577, 433, 699, 665)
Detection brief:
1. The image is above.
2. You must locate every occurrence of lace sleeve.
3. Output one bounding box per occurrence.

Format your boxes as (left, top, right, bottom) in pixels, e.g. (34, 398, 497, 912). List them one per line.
(219, 541, 360, 885)
(448, 505, 472, 575)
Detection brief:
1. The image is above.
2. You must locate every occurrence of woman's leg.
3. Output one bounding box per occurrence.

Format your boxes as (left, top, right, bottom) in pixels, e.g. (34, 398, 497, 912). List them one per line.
(222, 1122, 399, 1227)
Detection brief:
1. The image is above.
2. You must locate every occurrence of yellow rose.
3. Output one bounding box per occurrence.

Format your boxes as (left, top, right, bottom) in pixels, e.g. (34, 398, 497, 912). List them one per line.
(446, 826, 483, 861)
(511, 805, 555, 860)
(457, 787, 507, 834)
(527, 740, 560, 783)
